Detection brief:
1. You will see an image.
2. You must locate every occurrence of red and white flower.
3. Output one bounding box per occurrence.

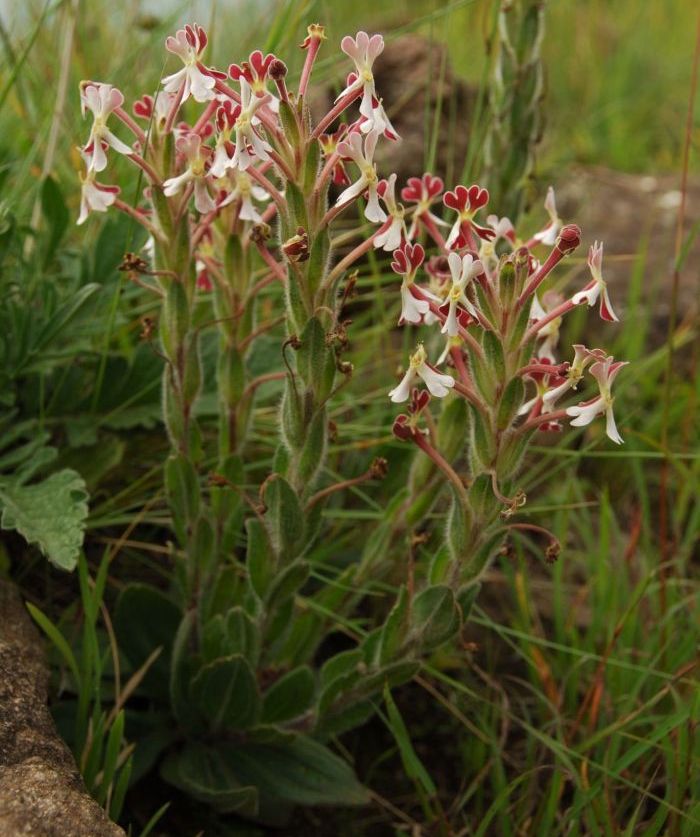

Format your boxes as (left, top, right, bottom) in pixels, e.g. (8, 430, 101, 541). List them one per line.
(230, 79, 272, 171)
(389, 344, 455, 402)
(542, 344, 605, 408)
(443, 184, 494, 249)
(163, 133, 216, 213)
(133, 91, 177, 131)
(335, 131, 386, 223)
(77, 157, 119, 225)
(571, 241, 619, 322)
(531, 186, 562, 246)
(162, 24, 217, 103)
(391, 242, 438, 324)
(566, 355, 628, 444)
(374, 175, 406, 251)
(229, 50, 279, 112)
(80, 83, 132, 172)
(218, 170, 269, 221)
(338, 31, 385, 131)
(209, 100, 238, 178)
(401, 173, 447, 239)
(529, 291, 563, 362)
(441, 252, 482, 336)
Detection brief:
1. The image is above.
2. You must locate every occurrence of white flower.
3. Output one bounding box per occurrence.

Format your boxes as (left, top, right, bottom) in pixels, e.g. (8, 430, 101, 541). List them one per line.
(230, 79, 272, 172)
(389, 344, 455, 403)
(81, 83, 132, 172)
(163, 133, 216, 213)
(571, 241, 619, 322)
(529, 292, 562, 362)
(543, 344, 597, 408)
(533, 186, 562, 246)
(77, 168, 119, 225)
(566, 355, 628, 444)
(335, 131, 386, 223)
(399, 283, 433, 324)
(218, 170, 269, 221)
(338, 31, 385, 127)
(374, 175, 406, 251)
(162, 24, 216, 103)
(440, 252, 482, 337)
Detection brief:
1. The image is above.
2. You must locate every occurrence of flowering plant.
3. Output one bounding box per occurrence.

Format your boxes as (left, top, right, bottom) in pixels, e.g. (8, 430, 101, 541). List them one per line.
(76, 22, 625, 822)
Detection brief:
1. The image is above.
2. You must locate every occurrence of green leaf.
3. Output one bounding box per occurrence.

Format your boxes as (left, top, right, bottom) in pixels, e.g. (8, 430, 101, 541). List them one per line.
(383, 685, 437, 797)
(40, 175, 69, 267)
(114, 584, 182, 700)
(410, 585, 461, 651)
(265, 559, 309, 611)
(231, 736, 369, 807)
(161, 743, 259, 816)
(190, 654, 260, 731)
(26, 602, 80, 685)
(262, 666, 315, 723)
(264, 475, 305, 559)
(0, 468, 88, 570)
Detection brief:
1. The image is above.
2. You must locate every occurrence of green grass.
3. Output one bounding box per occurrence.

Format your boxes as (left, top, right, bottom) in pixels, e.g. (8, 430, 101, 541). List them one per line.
(0, 0, 698, 834)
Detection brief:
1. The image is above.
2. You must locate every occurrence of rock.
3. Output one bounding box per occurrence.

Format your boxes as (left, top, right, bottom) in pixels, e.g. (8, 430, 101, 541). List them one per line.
(556, 166, 699, 342)
(311, 34, 475, 185)
(0, 580, 125, 837)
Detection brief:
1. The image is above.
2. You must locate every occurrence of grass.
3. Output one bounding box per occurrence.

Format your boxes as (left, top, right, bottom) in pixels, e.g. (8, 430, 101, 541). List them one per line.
(0, 0, 698, 834)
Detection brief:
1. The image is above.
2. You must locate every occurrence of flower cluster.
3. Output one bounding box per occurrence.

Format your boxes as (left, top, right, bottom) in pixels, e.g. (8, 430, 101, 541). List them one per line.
(75, 21, 627, 549)
(384, 184, 626, 446)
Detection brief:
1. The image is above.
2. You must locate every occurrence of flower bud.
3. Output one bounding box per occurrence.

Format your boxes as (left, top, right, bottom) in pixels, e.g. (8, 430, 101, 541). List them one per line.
(269, 59, 288, 80)
(283, 227, 310, 262)
(556, 224, 581, 255)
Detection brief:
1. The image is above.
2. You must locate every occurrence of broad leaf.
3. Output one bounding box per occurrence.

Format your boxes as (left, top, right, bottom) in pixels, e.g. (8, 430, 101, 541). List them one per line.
(0, 468, 88, 570)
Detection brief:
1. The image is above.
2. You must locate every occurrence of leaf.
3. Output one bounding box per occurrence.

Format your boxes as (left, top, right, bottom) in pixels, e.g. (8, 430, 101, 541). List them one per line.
(161, 743, 259, 816)
(26, 602, 80, 685)
(262, 666, 315, 724)
(410, 585, 461, 651)
(41, 175, 69, 267)
(231, 736, 369, 807)
(190, 654, 260, 731)
(383, 685, 437, 797)
(113, 584, 182, 699)
(33, 283, 101, 354)
(0, 468, 88, 570)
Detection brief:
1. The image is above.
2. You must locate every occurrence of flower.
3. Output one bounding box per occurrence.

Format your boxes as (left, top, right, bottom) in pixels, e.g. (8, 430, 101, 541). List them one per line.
(443, 184, 494, 248)
(543, 344, 606, 408)
(230, 79, 272, 172)
(80, 83, 132, 172)
(77, 161, 119, 225)
(529, 291, 563, 362)
(389, 344, 455, 402)
(229, 50, 279, 111)
(319, 125, 351, 186)
(209, 100, 237, 178)
(486, 214, 515, 245)
(374, 175, 406, 251)
(218, 170, 269, 220)
(163, 133, 216, 213)
(571, 241, 619, 322)
(335, 130, 386, 223)
(566, 355, 628, 444)
(440, 252, 482, 336)
(401, 173, 447, 239)
(391, 242, 438, 324)
(392, 389, 432, 440)
(162, 24, 217, 103)
(133, 91, 176, 131)
(338, 31, 385, 129)
(532, 186, 562, 246)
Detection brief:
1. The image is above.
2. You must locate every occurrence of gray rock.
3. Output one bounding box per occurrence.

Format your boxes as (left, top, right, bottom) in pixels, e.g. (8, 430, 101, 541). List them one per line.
(0, 581, 125, 837)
